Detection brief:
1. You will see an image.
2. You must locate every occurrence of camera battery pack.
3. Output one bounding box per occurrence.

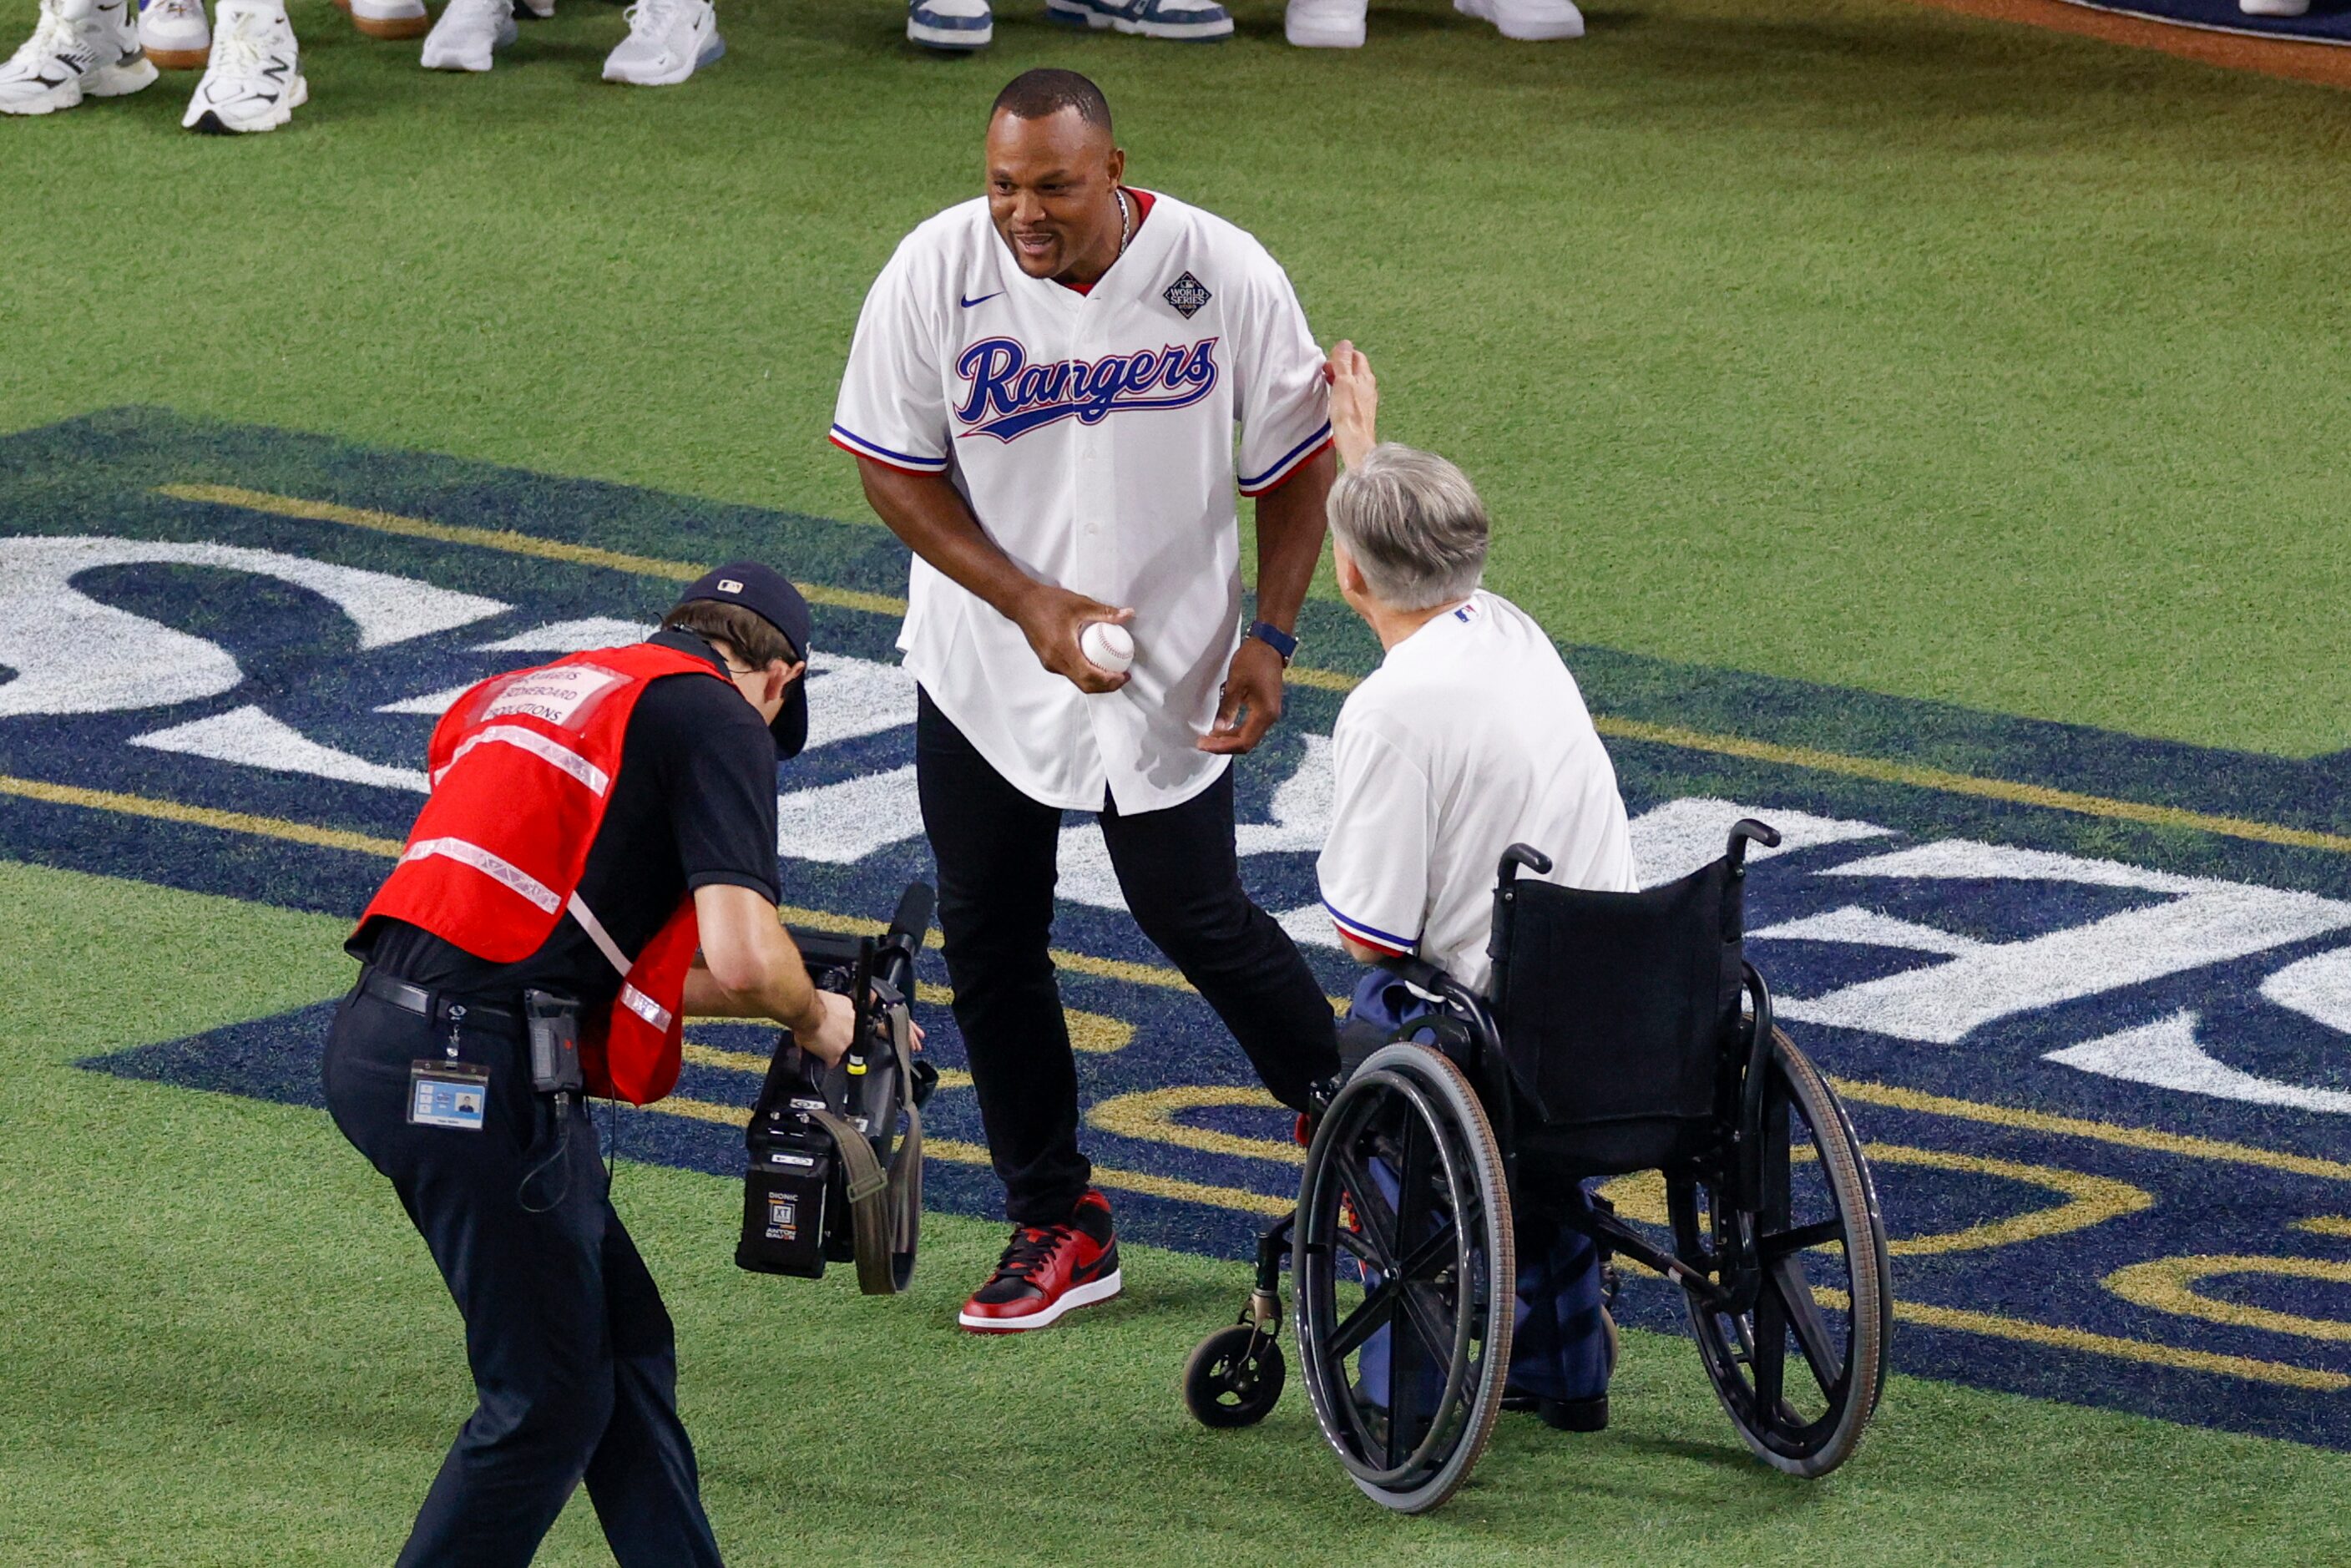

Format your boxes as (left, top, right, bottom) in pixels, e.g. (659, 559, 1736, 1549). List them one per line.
(737, 1141, 832, 1278)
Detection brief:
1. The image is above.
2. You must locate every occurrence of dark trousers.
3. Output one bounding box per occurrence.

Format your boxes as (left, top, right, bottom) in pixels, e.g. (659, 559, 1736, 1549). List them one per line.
(916, 688, 1340, 1227)
(321, 986, 725, 1568)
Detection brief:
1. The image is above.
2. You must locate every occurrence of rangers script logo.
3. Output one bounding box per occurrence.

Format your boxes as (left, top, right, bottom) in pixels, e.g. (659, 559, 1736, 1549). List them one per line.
(953, 336, 1221, 443)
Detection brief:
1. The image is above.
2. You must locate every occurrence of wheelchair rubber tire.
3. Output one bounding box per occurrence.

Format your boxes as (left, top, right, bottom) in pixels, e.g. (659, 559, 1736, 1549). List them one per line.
(1294, 1042, 1514, 1515)
(1674, 1030, 1890, 1479)
(1182, 1323, 1286, 1429)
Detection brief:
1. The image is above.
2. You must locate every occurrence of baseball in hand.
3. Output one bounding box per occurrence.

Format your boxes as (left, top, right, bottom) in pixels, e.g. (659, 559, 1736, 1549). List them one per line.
(1080, 620, 1135, 676)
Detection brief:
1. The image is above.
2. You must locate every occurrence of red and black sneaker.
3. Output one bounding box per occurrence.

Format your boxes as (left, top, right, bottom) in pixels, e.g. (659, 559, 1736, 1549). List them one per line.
(957, 1188, 1123, 1333)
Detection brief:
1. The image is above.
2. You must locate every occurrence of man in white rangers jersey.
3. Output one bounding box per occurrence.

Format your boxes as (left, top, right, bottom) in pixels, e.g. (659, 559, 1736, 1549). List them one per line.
(832, 68, 1343, 1333)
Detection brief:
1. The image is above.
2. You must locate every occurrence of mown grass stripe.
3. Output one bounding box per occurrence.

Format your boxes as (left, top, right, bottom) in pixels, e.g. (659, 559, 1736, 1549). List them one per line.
(154, 483, 2351, 857)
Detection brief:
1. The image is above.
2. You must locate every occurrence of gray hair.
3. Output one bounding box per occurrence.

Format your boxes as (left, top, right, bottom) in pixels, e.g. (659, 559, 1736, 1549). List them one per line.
(1326, 443, 1490, 610)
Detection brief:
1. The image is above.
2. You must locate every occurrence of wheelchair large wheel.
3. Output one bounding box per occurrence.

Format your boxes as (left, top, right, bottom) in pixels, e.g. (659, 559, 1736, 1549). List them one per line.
(1294, 1042, 1514, 1515)
(1671, 1031, 1891, 1479)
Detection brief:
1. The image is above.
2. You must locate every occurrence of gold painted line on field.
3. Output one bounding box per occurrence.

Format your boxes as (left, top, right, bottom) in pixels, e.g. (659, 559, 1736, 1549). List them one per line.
(1812, 1287, 2348, 1393)
(656, 1096, 1287, 1216)
(1595, 716, 2351, 856)
(0, 772, 408, 857)
(156, 483, 2351, 855)
(1832, 1075, 2351, 1185)
(155, 483, 908, 619)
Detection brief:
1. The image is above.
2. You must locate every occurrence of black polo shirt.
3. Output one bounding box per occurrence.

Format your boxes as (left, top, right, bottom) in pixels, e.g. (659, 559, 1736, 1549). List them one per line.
(356, 630, 782, 1010)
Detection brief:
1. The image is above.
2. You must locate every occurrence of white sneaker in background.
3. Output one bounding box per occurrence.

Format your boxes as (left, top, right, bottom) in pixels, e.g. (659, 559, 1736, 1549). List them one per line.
(348, 0, 429, 39)
(602, 0, 720, 85)
(1283, 0, 1364, 46)
(421, 0, 514, 69)
(1455, 0, 1581, 38)
(2239, 0, 2309, 14)
(907, 0, 990, 49)
(140, 0, 209, 67)
(0, 0, 155, 116)
(517, 0, 553, 16)
(181, 0, 301, 132)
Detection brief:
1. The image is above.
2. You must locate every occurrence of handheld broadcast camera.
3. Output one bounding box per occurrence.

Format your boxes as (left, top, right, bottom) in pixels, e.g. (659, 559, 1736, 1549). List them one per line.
(735, 882, 938, 1295)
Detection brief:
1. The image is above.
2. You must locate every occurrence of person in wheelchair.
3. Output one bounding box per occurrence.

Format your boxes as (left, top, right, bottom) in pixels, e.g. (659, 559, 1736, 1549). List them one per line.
(1315, 341, 1636, 1433)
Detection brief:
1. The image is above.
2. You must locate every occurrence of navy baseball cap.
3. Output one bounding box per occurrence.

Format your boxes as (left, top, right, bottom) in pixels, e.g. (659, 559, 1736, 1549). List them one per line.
(675, 561, 812, 759)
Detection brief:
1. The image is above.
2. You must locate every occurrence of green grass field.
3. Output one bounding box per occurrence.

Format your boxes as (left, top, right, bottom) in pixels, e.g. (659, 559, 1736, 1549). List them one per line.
(3, 0, 2350, 754)
(7, 860, 2348, 1566)
(5, 1, 2351, 1561)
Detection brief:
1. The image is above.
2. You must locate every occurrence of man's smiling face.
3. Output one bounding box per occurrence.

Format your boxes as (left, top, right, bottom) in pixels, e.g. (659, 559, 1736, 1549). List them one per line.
(984, 106, 1126, 286)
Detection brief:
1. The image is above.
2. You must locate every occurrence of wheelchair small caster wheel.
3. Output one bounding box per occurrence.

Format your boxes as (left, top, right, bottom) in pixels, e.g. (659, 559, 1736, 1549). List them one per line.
(1183, 1323, 1285, 1429)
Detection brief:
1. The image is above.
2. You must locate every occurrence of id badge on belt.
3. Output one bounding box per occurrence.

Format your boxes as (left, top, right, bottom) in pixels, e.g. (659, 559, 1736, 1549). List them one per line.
(408, 1060, 491, 1131)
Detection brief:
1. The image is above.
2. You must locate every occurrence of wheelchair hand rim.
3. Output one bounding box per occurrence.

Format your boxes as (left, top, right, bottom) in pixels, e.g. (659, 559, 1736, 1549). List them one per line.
(1296, 1055, 1506, 1493)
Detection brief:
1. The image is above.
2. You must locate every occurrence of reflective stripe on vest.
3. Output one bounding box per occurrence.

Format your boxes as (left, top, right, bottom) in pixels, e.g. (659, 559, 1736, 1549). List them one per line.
(566, 893, 675, 1032)
(403, 836, 563, 914)
(434, 724, 614, 796)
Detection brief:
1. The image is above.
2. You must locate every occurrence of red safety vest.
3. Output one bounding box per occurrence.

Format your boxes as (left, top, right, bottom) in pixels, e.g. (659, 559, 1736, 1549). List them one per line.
(354, 642, 734, 1105)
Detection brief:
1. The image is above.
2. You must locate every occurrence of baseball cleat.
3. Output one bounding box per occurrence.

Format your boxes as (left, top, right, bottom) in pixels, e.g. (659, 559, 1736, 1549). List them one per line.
(0, 0, 157, 117)
(420, 0, 515, 70)
(1282, 0, 1363, 45)
(140, 0, 210, 67)
(1047, 0, 1231, 38)
(348, 0, 429, 39)
(517, 0, 553, 16)
(181, 0, 302, 133)
(1454, 0, 1582, 38)
(601, 0, 720, 84)
(907, 0, 989, 49)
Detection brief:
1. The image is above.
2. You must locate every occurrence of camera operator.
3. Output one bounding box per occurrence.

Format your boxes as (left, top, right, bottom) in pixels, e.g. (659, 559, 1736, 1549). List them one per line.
(323, 562, 853, 1568)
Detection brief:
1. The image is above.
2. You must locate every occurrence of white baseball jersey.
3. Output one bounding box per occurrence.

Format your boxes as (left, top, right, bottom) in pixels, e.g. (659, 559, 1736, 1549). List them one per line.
(832, 190, 1332, 814)
(1317, 592, 1637, 994)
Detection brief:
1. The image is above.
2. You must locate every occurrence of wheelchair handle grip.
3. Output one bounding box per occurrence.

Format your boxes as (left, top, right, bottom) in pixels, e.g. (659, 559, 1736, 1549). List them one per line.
(1724, 818, 1781, 877)
(1495, 843, 1554, 889)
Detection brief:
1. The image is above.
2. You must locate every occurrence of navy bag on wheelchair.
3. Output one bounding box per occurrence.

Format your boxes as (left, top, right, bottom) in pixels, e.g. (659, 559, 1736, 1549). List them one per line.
(1180, 820, 1892, 1514)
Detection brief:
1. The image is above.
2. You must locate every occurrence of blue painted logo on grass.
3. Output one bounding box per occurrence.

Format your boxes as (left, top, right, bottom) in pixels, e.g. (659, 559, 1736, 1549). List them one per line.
(7, 407, 2351, 1456)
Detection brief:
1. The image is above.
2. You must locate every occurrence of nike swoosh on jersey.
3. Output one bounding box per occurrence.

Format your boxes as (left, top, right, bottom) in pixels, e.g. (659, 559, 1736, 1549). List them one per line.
(959, 291, 1004, 309)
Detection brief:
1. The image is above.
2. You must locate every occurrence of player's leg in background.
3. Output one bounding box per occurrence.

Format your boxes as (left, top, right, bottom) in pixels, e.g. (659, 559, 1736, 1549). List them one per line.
(181, 0, 306, 134)
(0, 0, 156, 119)
(1100, 769, 1341, 1112)
(913, 688, 1092, 1227)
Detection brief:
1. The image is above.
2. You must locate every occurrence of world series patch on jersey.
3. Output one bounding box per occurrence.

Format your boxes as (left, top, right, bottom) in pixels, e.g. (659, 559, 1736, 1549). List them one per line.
(831, 191, 1334, 816)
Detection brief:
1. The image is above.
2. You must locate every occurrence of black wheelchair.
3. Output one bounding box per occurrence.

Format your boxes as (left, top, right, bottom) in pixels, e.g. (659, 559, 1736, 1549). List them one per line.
(1181, 821, 1892, 1512)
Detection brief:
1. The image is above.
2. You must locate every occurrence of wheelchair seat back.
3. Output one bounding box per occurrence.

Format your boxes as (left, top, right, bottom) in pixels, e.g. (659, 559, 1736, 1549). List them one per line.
(1491, 856, 1746, 1176)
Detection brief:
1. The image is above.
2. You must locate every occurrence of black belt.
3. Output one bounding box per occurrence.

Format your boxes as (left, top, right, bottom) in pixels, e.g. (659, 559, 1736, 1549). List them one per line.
(357, 967, 523, 1033)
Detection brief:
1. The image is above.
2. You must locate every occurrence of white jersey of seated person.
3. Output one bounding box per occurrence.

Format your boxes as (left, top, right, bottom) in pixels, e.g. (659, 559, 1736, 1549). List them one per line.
(1317, 589, 1636, 994)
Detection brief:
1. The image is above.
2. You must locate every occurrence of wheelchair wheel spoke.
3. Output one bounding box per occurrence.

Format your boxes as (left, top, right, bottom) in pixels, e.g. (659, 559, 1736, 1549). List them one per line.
(1398, 1278, 1460, 1368)
(1332, 1149, 1401, 1270)
(1771, 1257, 1846, 1399)
(1759, 1218, 1843, 1260)
(1393, 1223, 1459, 1286)
(1752, 1285, 1788, 1412)
(1327, 1278, 1399, 1362)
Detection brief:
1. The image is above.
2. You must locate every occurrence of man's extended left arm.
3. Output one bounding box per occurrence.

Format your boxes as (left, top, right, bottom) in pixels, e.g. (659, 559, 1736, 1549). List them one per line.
(1200, 445, 1336, 756)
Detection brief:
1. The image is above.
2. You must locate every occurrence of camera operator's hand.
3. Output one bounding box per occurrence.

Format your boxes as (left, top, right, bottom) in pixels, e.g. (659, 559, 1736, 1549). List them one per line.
(790, 991, 859, 1065)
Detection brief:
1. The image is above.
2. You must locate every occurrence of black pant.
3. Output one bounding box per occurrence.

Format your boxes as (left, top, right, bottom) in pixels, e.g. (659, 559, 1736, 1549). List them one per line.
(917, 689, 1340, 1227)
(321, 985, 725, 1568)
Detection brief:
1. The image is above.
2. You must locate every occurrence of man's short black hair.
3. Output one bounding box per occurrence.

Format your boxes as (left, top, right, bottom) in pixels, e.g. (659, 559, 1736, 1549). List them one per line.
(991, 68, 1112, 136)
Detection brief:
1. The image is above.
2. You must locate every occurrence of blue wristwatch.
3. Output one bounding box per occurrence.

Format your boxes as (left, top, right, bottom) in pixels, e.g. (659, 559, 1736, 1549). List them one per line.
(1247, 620, 1299, 666)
